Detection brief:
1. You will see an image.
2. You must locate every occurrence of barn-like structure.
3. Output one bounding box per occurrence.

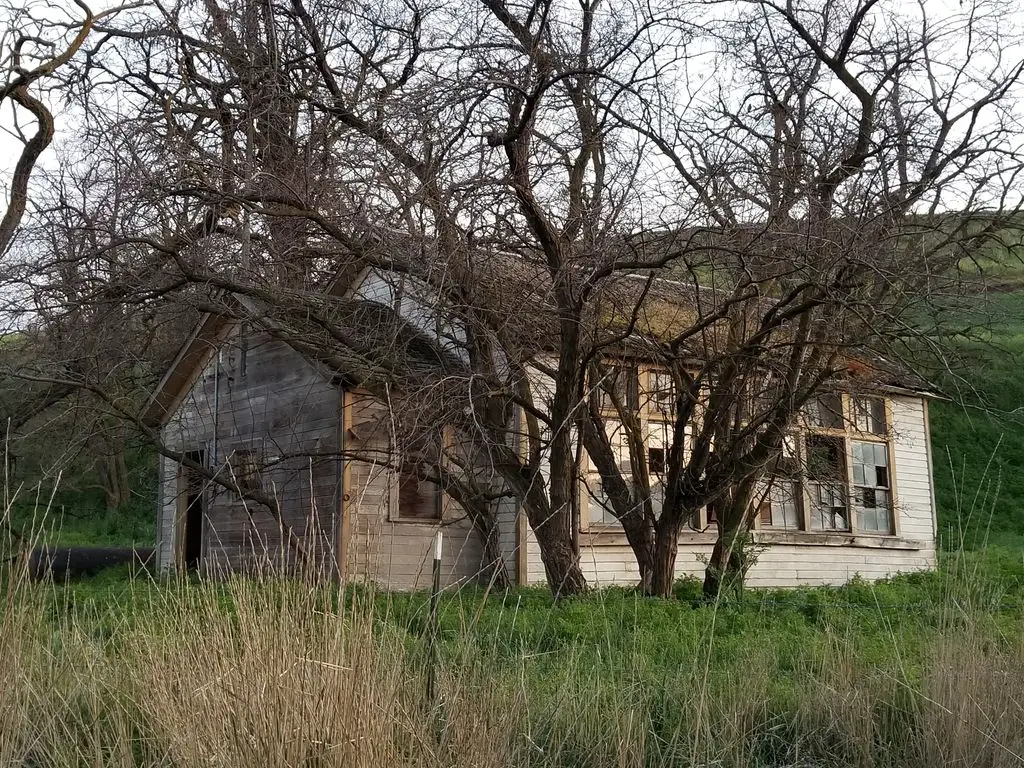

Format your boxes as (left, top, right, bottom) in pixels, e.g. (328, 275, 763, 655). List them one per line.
(144, 268, 938, 589)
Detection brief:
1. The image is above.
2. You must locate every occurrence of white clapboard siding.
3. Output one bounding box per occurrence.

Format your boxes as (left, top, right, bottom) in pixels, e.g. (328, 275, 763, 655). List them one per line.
(523, 393, 938, 588)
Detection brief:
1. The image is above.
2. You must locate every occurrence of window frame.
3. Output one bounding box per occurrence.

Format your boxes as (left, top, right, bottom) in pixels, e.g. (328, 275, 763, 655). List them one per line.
(580, 365, 694, 531)
(387, 433, 448, 524)
(755, 393, 898, 537)
(225, 439, 271, 497)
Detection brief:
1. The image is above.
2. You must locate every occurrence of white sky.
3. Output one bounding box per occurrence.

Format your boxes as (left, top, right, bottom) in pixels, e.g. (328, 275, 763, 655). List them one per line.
(3, 0, 1024, 225)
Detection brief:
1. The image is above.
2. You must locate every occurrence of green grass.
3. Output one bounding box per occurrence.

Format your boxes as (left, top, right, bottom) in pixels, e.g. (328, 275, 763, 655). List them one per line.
(5, 444, 155, 548)
(2, 558, 1021, 767)
(929, 290, 1024, 550)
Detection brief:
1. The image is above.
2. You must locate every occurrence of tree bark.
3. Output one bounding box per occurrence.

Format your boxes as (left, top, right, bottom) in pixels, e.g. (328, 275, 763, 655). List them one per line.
(533, 517, 587, 597)
(702, 522, 749, 600)
(94, 434, 130, 512)
(620, 512, 656, 594)
(478, 510, 512, 590)
(649, 516, 681, 598)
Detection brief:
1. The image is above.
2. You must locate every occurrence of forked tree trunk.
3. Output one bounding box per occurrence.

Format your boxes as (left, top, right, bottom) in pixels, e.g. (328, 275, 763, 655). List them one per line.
(702, 482, 758, 599)
(620, 513, 656, 594)
(533, 518, 587, 597)
(702, 520, 750, 599)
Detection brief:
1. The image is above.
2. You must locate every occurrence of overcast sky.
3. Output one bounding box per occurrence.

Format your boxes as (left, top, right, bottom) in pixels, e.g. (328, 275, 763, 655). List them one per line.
(4, 0, 1024, 224)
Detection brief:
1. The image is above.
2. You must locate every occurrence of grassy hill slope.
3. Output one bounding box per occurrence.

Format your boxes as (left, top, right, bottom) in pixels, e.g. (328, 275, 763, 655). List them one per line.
(930, 289, 1024, 549)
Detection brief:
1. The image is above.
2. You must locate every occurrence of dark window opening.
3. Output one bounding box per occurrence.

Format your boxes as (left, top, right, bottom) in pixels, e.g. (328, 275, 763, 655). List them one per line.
(810, 394, 844, 429)
(806, 436, 849, 531)
(183, 450, 206, 569)
(648, 446, 666, 475)
(397, 461, 442, 520)
(806, 435, 845, 481)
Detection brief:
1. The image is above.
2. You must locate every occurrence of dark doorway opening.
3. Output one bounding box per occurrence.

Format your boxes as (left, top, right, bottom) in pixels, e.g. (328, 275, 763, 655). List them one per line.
(183, 450, 206, 569)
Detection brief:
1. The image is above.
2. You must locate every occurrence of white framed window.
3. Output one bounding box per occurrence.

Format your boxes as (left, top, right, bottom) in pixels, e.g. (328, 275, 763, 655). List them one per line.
(850, 440, 892, 532)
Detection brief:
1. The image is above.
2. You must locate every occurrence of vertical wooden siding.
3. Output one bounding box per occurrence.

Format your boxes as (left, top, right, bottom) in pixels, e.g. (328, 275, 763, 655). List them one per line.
(157, 330, 342, 575)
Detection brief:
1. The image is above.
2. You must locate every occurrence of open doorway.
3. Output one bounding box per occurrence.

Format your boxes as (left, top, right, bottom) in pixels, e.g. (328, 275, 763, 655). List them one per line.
(181, 450, 206, 569)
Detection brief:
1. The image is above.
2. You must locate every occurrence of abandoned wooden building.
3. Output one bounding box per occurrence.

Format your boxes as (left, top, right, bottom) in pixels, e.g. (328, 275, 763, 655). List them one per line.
(143, 267, 938, 590)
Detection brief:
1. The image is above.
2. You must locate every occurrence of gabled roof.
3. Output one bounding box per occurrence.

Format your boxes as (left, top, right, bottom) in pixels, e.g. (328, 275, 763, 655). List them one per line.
(141, 311, 233, 427)
(141, 288, 470, 429)
(143, 246, 936, 428)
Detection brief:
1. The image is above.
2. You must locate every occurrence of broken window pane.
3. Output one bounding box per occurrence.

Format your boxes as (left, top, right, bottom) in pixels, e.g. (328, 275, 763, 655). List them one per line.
(758, 479, 801, 529)
(809, 482, 849, 530)
(808, 394, 844, 429)
(806, 435, 845, 481)
(853, 397, 887, 435)
(850, 440, 892, 533)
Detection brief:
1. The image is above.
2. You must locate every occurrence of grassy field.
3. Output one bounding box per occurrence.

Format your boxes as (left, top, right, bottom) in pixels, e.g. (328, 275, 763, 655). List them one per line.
(929, 289, 1024, 551)
(0, 551, 1022, 768)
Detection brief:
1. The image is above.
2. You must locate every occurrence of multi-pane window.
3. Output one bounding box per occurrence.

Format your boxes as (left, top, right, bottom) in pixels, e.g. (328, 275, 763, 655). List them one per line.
(646, 419, 671, 518)
(852, 396, 887, 435)
(805, 435, 850, 530)
(761, 394, 893, 535)
(582, 369, 898, 537)
(851, 441, 891, 532)
(758, 479, 801, 529)
(757, 449, 801, 529)
(586, 479, 619, 525)
(584, 369, 679, 527)
(808, 393, 845, 429)
(586, 421, 630, 525)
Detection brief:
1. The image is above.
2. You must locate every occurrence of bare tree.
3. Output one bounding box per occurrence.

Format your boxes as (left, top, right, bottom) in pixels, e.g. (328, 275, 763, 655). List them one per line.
(4, 0, 1022, 599)
(0, 0, 137, 254)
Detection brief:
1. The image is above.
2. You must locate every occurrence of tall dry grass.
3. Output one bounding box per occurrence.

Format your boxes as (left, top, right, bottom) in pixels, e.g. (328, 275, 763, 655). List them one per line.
(1, 560, 1023, 766)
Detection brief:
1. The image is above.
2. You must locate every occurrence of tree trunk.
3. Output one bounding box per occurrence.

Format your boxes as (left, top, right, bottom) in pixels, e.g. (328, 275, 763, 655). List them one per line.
(649, 517, 681, 598)
(478, 511, 512, 590)
(702, 483, 758, 599)
(95, 437, 130, 512)
(702, 524, 748, 600)
(619, 512, 657, 594)
(533, 518, 587, 597)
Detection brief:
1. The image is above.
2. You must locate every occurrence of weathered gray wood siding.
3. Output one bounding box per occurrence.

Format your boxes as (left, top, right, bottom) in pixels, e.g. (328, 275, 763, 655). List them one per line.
(157, 329, 342, 575)
(343, 393, 485, 589)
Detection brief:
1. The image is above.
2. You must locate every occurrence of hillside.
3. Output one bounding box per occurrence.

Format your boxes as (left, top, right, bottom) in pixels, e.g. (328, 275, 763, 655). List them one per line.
(930, 288, 1024, 549)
